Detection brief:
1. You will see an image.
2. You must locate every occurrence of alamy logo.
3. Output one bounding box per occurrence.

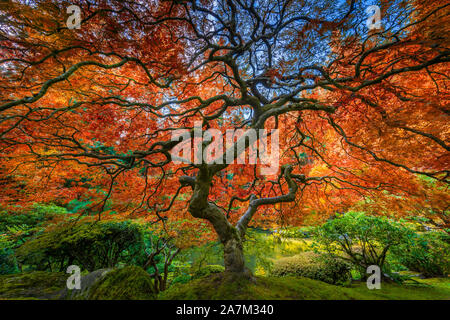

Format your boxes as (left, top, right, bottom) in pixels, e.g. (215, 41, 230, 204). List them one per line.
(170, 122, 279, 175)
(366, 5, 382, 30)
(66, 265, 81, 290)
(66, 5, 81, 30)
(366, 265, 381, 289)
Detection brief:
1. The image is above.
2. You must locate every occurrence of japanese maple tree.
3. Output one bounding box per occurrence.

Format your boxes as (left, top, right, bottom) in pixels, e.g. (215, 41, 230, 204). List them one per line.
(0, 0, 448, 274)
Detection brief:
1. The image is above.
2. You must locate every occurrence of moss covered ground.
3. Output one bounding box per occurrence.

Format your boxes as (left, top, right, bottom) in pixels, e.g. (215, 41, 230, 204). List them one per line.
(159, 273, 450, 300)
(1, 270, 448, 300)
(87, 266, 156, 300)
(0, 271, 67, 299)
(0, 266, 156, 300)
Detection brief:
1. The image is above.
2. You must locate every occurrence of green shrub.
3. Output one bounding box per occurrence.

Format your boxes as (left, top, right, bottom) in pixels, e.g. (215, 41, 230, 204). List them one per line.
(313, 211, 415, 278)
(271, 252, 351, 285)
(0, 248, 19, 275)
(16, 220, 144, 272)
(193, 265, 225, 279)
(390, 231, 450, 277)
(171, 274, 192, 285)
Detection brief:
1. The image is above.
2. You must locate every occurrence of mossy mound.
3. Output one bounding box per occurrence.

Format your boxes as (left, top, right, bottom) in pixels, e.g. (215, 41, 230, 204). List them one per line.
(60, 268, 112, 299)
(0, 271, 67, 299)
(85, 266, 157, 300)
(159, 272, 450, 300)
(192, 265, 225, 279)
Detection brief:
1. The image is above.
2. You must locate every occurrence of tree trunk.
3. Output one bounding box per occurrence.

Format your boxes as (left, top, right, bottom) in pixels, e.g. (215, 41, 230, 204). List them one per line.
(181, 166, 297, 277)
(223, 231, 246, 273)
(203, 203, 248, 275)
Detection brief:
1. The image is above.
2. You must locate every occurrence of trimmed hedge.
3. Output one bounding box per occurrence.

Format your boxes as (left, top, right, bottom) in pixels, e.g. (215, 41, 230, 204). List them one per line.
(271, 252, 351, 285)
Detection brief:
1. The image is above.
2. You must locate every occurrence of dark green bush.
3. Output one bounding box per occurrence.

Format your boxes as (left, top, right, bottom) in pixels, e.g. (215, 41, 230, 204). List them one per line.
(171, 273, 192, 285)
(0, 248, 19, 275)
(193, 265, 225, 279)
(16, 220, 144, 272)
(390, 231, 450, 277)
(313, 211, 415, 278)
(271, 252, 351, 285)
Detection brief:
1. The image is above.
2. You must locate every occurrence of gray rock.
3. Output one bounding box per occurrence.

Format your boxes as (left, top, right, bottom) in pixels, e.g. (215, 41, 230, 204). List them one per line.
(58, 268, 112, 299)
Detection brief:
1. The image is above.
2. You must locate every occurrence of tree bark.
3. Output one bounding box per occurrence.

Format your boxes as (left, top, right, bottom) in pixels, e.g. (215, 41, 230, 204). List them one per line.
(202, 202, 247, 274)
(181, 173, 248, 274)
(223, 229, 245, 273)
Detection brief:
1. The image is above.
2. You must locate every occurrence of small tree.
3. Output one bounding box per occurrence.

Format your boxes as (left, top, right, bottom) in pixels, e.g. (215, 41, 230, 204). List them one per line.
(143, 236, 181, 293)
(313, 212, 414, 279)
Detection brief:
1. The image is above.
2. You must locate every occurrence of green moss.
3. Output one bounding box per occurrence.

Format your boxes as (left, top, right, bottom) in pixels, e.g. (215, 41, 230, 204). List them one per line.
(159, 273, 351, 300)
(0, 271, 67, 299)
(159, 272, 450, 300)
(1, 270, 448, 300)
(345, 277, 450, 300)
(192, 265, 225, 279)
(86, 266, 156, 300)
(0, 267, 156, 300)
